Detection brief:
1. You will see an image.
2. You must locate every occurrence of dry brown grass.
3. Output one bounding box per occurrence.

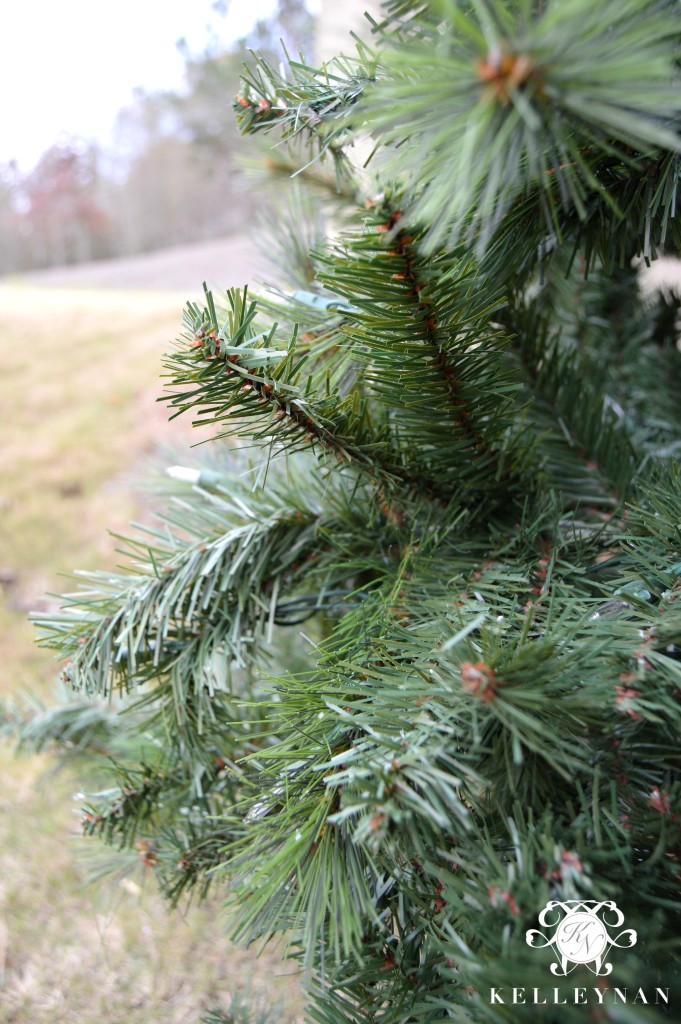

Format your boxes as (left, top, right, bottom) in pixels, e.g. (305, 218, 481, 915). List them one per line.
(0, 282, 304, 1024)
(0, 286, 191, 690)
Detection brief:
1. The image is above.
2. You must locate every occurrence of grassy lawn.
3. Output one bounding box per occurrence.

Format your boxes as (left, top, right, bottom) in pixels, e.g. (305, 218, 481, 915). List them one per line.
(0, 284, 303, 1024)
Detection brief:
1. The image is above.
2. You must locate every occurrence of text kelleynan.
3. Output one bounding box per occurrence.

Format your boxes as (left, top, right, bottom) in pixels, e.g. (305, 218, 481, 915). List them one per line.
(489, 987, 669, 1006)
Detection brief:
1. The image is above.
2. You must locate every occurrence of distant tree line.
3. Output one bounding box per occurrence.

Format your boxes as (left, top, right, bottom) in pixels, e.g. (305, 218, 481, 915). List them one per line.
(0, 0, 315, 275)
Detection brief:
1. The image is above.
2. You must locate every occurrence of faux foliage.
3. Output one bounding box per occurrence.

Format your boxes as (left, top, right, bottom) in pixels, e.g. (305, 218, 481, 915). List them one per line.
(25, 1, 681, 1021)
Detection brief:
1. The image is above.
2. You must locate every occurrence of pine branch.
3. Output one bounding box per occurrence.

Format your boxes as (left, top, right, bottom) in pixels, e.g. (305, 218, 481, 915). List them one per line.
(36, 499, 325, 697)
(33, 454, 414, 766)
(201, 479, 681, 980)
(257, 182, 328, 290)
(163, 286, 463, 502)
(234, 48, 376, 186)
(505, 300, 637, 508)
(359, 0, 681, 251)
(201, 993, 276, 1024)
(316, 194, 535, 499)
(0, 691, 128, 759)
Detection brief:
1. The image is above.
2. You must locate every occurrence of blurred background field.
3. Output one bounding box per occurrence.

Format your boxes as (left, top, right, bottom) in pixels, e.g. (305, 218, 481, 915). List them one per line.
(0, 1, 376, 1020)
(0, 256, 312, 1023)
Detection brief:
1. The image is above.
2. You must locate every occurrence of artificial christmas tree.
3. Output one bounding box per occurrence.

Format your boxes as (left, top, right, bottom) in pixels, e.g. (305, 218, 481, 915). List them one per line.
(25, 1, 681, 1020)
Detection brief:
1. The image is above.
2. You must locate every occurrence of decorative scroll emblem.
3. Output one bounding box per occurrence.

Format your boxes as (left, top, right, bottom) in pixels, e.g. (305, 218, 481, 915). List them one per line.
(526, 901, 637, 976)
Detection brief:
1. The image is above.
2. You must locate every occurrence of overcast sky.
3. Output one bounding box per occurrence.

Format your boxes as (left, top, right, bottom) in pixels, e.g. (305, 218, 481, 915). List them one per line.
(0, 0, 287, 170)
